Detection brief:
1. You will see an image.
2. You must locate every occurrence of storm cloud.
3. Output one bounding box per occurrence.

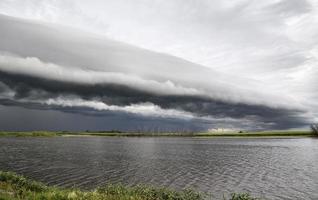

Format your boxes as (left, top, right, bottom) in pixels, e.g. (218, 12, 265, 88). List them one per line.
(0, 0, 317, 131)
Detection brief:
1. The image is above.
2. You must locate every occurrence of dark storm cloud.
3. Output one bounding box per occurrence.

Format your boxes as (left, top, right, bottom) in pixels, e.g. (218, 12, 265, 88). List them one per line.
(0, 69, 310, 130)
(0, 14, 299, 109)
(0, 70, 150, 100)
(0, 13, 315, 131)
(0, 105, 205, 132)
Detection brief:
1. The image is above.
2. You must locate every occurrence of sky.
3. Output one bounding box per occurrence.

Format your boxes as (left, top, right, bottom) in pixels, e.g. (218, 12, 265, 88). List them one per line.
(0, 0, 317, 131)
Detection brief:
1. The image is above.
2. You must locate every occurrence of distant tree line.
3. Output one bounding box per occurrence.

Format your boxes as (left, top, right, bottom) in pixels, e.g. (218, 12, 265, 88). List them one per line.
(83, 127, 197, 135)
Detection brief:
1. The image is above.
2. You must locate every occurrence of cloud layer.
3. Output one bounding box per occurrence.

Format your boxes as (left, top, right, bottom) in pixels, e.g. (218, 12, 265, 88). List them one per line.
(0, 0, 317, 131)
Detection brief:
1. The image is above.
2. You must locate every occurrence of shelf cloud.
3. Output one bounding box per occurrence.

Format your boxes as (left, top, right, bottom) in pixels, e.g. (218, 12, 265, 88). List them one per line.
(0, 0, 317, 131)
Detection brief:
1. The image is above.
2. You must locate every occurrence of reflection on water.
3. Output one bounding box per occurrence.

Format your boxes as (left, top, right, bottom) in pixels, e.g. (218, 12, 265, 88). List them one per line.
(1, 137, 318, 199)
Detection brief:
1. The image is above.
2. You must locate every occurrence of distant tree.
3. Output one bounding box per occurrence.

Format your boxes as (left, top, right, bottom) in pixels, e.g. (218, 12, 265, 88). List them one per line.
(311, 124, 318, 135)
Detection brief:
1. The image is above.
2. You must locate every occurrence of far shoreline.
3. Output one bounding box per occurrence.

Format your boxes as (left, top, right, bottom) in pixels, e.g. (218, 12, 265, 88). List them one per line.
(0, 130, 316, 138)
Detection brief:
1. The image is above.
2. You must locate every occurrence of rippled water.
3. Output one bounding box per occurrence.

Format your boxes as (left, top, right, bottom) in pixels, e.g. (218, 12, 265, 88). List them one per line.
(0, 137, 318, 199)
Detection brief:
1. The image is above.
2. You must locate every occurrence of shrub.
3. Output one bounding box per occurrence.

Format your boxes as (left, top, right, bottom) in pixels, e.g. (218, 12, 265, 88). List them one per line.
(311, 124, 318, 135)
(229, 193, 259, 200)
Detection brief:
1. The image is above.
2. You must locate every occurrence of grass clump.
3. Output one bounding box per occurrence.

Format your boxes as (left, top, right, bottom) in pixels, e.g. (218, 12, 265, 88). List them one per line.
(0, 171, 260, 200)
(228, 193, 259, 200)
(0, 171, 47, 192)
(0, 171, 203, 200)
(96, 184, 203, 200)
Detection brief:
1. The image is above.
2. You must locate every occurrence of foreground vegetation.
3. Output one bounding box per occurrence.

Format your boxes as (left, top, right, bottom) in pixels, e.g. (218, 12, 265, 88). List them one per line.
(0, 171, 258, 200)
(0, 130, 314, 138)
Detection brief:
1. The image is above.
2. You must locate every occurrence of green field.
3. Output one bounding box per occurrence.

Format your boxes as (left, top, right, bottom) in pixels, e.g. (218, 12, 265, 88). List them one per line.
(0, 171, 258, 200)
(0, 130, 314, 138)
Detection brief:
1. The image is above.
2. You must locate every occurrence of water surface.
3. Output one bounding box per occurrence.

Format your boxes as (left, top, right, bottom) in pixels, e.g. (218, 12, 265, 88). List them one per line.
(0, 137, 318, 199)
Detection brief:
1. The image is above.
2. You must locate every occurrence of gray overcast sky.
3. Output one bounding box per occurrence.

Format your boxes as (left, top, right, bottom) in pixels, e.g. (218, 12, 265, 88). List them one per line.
(0, 0, 317, 131)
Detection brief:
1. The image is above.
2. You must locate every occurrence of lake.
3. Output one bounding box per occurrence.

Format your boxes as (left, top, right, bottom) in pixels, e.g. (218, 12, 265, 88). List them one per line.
(0, 137, 318, 199)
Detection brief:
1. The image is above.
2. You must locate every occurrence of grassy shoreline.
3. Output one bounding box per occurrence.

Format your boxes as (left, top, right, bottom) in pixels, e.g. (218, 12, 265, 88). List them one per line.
(0, 130, 315, 138)
(0, 171, 258, 200)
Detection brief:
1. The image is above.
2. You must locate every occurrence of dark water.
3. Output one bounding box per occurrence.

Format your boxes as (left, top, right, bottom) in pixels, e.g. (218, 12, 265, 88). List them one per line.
(0, 137, 318, 199)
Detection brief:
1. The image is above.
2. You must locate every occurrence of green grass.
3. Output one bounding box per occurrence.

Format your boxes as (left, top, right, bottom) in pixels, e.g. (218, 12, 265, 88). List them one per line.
(0, 130, 314, 138)
(0, 171, 258, 200)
